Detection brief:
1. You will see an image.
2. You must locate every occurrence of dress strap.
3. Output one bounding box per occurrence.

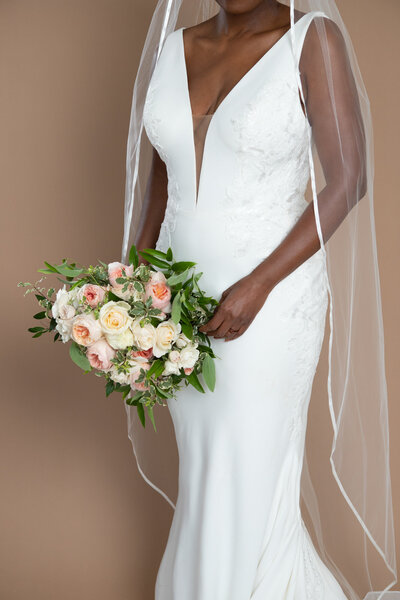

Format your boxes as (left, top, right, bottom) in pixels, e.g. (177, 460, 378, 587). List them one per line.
(294, 11, 329, 63)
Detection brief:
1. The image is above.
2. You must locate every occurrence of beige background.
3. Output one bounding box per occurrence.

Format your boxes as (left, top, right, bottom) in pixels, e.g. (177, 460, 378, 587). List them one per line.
(1, 1, 399, 598)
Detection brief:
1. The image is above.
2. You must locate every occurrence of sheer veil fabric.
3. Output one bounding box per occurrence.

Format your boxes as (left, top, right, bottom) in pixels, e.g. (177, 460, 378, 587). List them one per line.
(121, 1, 397, 598)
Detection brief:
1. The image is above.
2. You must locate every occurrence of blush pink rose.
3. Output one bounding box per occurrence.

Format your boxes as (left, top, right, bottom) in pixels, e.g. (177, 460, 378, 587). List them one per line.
(108, 262, 134, 287)
(131, 347, 153, 361)
(184, 367, 193, 375)
(130, 362, 151, 391)
(144, 271, 171, 310)
(79, 284, 106, 308)
(87, 339, 116, 371)
(71, 314, 103, 346)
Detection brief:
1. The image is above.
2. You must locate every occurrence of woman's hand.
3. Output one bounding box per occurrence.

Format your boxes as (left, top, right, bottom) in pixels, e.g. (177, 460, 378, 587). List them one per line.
(199, 273, 273, 342)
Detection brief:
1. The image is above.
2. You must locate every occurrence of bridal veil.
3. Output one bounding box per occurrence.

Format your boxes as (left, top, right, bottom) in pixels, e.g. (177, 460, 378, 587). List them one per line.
(120, 1, 397, 598)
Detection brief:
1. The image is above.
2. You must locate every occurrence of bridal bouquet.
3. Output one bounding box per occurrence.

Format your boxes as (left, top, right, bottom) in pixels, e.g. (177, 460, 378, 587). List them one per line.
(18, 245, 218, 430)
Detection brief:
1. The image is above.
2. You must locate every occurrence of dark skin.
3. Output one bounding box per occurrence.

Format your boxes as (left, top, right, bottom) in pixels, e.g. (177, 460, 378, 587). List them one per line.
(136, 0, 366, 341)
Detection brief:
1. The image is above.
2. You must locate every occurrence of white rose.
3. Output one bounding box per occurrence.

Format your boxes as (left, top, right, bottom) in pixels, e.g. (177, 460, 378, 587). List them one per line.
(106, 327, 134, 350)
(68, 287, 81, 310)
(179, 344, 200, 369)
(131, 319, 156, 351)
(168, 350, 181, 363)
(56, 317, 74, 343)
(153, 319, 181, 358)
(175, 332, 190, 348)
(99, 301, 131, 335)
(52, 285, 76, 320)
(109, 366, 130, 385)
(163, 360, 181, 376)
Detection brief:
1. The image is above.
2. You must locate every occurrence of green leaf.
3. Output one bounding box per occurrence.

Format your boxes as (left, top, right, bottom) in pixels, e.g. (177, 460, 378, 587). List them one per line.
(202, 354, 216, 392)
(146, 359, 165, 379)
(114, 384, 131, 395)
(186, 370, 205, 393)
(166, 247, 173, 261)
(181, 321, 193, 340)
(171, 291, 182, 324)
(154, 385, 171, 399)
(33, 311, 47, 319)
(56, 264, 85, 278)
(142, 248, 168, 259)
(171, 261, 196, 273)
(69, 341, 92, 371)
(136, 402, 145, 428)
(53, 332, 60, 342)
(147, 405, 157, 432)
(138, 250, 170, 269)
(129, 244, 139, 269)
(197, 344, 215, 356)
(167, 268, 191, 286)
(125, 390, 141, 406)
(43, 261, 59, 273)
(105, 380, 115, 397)
(35, 294, 46, 301)
(134, 281, 144, 293)
(32, 331, 45, 338)
(28, 326, 46, 333)
(108, 290, 123, 302)
(37, 268, 58, 275)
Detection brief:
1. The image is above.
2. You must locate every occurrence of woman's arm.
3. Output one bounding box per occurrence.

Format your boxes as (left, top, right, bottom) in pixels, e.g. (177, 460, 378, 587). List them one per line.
(134, 146, 169, 262)
(200, 18, 367, 341)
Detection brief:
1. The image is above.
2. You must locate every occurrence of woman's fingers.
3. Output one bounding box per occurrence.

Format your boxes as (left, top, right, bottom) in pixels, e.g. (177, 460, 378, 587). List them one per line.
(212, 318, 236, 339)
(198, 308, 225, 334)
(224, 324, 247, 341)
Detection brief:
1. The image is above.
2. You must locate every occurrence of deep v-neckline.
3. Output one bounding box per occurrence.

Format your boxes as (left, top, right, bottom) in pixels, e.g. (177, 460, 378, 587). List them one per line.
(180, 13, 308, 119)
(179, 14, 309, 207)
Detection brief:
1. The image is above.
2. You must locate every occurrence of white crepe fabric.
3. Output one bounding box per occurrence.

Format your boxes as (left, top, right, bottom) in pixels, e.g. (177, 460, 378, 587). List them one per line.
(143, 11, 348, 600)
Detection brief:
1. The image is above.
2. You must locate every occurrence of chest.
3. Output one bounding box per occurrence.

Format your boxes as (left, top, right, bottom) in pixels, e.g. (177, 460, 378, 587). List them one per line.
(143, 29, 309, 165)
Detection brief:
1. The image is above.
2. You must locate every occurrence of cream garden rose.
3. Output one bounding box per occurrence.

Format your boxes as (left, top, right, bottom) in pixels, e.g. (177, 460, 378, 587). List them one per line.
(106, 327, 134, 350)
(175, 332, 190, 348)
(153, 319, 181, 357)
(99, 301, 132, 335)
(131, 319, 156, 351)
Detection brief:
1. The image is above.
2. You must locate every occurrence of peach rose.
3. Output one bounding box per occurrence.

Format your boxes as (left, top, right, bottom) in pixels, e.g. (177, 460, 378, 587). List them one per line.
(130, 361, 151, 391)
(78, 284, 105, 308)
(87, 339, 116, 371)
(71, 313, 103, 346)
(144, 271, 171, 311)
(131, 347, 153, 361)
(108, 262, 134, 287)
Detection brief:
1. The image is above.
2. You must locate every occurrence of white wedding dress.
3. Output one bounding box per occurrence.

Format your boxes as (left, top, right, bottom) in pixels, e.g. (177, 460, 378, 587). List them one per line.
(142, 10, 348, 600)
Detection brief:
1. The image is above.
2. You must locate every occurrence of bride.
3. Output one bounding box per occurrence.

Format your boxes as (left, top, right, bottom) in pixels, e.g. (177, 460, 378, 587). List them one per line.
(122, 1, 397, 598)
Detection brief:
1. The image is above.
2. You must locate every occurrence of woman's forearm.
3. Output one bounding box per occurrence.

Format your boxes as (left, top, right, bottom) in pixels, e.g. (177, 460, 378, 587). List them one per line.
(135, 148, 168, 253)
(250, 180, 363, 292)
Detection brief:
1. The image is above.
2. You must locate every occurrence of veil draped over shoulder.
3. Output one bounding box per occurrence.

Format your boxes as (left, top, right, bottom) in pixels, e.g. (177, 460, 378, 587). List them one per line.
(121, 1, 397, 598)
